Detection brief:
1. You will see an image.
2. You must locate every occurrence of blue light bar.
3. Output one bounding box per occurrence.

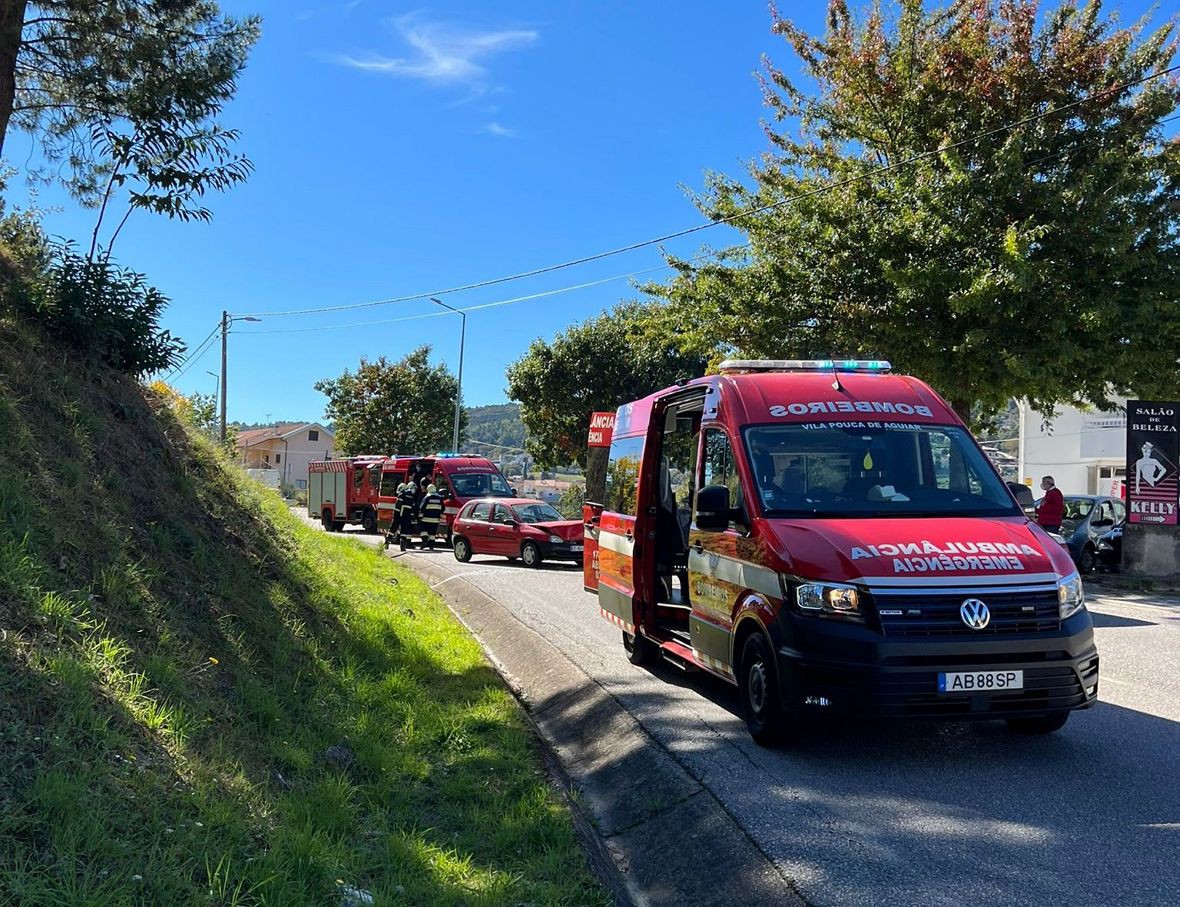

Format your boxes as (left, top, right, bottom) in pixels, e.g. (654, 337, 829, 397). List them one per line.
(718, 359, 892, 373)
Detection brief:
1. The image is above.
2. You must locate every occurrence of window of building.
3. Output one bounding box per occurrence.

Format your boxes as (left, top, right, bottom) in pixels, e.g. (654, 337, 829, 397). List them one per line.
(296, 479, 307, 490)
(308, 430, 319, 441)
(275, 453, 281, 464)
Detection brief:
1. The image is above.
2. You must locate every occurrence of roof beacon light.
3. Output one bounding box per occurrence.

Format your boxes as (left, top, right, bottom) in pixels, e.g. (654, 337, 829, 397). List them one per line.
(718, 359, 892, 373)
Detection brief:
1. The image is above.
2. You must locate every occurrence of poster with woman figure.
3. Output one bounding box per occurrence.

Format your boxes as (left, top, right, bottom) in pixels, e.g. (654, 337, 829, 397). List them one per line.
(1126, 402, 1179, 526)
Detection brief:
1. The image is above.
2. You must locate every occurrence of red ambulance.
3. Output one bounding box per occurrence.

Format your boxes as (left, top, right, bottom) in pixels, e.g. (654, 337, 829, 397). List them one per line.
(308, 455, 387, 532)
(583, 360, 1098, 744)
(375, 454, 514, 539)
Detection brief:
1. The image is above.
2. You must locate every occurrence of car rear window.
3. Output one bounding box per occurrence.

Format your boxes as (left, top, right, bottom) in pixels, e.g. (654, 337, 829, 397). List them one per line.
(470, 502, 491, 521)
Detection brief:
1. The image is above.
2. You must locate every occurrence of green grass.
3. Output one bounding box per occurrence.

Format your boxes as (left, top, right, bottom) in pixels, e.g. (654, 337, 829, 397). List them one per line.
(0, 317, 607, 906)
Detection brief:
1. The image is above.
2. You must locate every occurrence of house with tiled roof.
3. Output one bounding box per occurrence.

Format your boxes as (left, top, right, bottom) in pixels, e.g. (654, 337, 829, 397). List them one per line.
(236, 422, 335, 489)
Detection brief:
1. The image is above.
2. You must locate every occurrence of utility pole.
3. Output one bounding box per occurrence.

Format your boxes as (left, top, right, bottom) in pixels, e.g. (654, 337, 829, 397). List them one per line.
(220, 310, 228, 443)
(431, 297, 466, 453)
(219, 311, 261, 444)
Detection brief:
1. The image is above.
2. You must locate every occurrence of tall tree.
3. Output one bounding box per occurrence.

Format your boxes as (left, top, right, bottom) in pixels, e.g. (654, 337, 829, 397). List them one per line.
(315, 347, 465, 457)
(506, 302, 712, 468)
(646, 0, 1180, 424)
(0, 1, 259, 253)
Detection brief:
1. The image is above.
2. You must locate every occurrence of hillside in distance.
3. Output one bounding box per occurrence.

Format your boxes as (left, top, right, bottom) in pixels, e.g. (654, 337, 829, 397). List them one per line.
(464, 403, 526, 456)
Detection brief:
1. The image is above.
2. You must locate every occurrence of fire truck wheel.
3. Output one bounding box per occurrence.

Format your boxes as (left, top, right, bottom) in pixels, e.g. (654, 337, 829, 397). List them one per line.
(739, 632, 785, 746)
(361, 509, 377, 533)
(622, 630, 654, 665)
(453, 536, 472, 562)
(521, 541, 542, 568)
(321, 509, 334, 531)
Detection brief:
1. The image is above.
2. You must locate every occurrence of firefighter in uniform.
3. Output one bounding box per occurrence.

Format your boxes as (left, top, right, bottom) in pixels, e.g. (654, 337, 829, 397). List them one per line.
(396, 482, 418, 551)
(418, 484, 445, 548)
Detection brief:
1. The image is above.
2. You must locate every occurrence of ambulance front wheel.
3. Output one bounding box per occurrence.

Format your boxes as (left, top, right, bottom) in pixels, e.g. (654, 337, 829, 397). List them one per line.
(622, 630, 654, 666)
(739, 632, 786, 746)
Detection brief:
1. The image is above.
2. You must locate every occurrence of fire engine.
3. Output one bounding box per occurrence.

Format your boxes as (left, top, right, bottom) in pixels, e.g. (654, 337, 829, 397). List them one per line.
(376, 454, 514, 540)
(308, 455, 387, 532)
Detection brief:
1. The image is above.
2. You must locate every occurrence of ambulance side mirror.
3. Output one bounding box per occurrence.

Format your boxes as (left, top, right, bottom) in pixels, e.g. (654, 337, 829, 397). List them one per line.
(695, 485, 732, 532)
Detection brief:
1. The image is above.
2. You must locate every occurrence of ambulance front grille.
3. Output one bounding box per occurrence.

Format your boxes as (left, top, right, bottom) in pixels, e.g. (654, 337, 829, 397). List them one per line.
(872, 586, 1061, 637)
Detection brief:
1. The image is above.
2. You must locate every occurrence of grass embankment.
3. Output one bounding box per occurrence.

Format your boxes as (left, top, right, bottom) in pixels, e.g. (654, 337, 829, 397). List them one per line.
(0, 318, 607, 906)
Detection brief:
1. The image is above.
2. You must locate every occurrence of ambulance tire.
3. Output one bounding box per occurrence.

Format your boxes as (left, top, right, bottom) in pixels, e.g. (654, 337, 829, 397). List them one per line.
(361, 508, 377, 533)
(521, 541, 542, 568)
(622, 630, 654, 666)
(739, 633, 786, 746)
(453, 536, 472, 562)
(1006, 712, 1069, 735)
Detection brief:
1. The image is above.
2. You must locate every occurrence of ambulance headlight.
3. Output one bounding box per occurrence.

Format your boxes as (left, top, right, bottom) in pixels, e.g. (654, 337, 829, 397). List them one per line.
(1058, 575, 1086, 620)
(795, 581, 861, 620)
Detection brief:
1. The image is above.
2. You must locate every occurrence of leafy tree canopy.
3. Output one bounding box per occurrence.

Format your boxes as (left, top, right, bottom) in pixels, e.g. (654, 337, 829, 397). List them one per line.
(315, 347, 465, 457)
(0, 0, 260, 254)
(506, 301, 712, 468)
(644, 0, 1180, 423)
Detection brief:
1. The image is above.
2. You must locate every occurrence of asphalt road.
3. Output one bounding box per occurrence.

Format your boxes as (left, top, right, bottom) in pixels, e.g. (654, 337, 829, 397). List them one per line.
(326, 521, 1180, 906)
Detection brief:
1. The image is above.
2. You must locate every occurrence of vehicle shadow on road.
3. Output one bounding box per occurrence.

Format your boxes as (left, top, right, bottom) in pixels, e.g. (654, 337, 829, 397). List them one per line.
(542, 655, 1180, 907)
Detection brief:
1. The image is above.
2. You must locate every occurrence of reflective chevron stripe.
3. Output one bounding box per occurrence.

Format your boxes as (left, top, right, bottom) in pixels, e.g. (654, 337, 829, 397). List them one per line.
(599, 607, 635, 635)
(694, 650, 734, 679)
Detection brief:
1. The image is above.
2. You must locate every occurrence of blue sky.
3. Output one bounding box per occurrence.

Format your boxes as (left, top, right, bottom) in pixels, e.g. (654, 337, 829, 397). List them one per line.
(6, 0, 1173, 424)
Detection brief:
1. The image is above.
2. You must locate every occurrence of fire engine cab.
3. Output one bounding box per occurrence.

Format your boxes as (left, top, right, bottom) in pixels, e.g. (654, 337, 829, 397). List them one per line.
(583, 360, 1098, 744)
(375, 454, 514, 539)
(308, 455, 387, 532)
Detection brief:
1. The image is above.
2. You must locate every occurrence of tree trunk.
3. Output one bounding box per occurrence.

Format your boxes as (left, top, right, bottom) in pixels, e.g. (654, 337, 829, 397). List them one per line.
(0, 0, 27, 159)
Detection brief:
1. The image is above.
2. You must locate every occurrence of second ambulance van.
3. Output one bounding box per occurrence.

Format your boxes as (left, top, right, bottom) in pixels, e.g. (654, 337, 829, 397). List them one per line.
(583, 360, 1098, 744)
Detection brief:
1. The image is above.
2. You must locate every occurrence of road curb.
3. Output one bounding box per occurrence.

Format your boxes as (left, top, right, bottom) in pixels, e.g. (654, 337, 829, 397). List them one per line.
(402, 555, 804, 907)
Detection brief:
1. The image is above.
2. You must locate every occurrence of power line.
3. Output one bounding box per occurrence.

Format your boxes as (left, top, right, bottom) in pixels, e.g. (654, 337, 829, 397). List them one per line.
(236, 263, 679, 335)
(239, 64, 1179, 321)
(170, 332, 221, 381)
(161, 323, 220, 382)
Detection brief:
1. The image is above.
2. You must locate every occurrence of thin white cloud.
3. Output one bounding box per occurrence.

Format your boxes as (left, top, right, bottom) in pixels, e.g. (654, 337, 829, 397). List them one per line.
(298, 0, 364, 21)
(333, 14, 538, 85)
(483, 122, 515, 138)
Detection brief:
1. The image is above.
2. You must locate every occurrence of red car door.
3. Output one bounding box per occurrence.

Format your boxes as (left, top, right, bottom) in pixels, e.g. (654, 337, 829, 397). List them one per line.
(489, 503, 518, 556)
(462, 501, 493, 555)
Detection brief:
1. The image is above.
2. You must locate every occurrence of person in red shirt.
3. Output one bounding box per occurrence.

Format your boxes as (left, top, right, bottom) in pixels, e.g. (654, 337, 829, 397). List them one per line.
(1036, 475, 1065, 533)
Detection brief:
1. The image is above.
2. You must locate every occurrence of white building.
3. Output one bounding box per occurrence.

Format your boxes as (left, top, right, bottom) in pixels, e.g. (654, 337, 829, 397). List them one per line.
(1018, 401, 1126, 496)
(236, 422, 336, 490)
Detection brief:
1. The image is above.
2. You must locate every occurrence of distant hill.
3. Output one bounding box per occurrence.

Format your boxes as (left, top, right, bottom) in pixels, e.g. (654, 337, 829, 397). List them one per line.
(465, 403, 526, 456)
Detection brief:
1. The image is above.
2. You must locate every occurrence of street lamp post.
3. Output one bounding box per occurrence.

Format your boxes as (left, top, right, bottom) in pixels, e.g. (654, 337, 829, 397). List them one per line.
(430, 298, 466, 453)
(220, 311, 262, 443)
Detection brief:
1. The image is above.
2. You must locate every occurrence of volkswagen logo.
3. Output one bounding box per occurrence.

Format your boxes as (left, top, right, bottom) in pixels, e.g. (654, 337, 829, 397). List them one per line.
(960, 598, 991, 630)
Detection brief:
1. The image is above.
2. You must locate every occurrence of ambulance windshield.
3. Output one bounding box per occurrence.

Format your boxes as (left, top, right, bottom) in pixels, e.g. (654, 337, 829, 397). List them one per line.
(744, 424, 1019, 518)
